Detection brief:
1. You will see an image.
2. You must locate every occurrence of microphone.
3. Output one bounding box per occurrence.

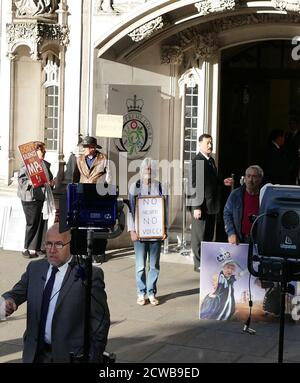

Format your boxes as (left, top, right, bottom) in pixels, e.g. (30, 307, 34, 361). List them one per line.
(243, 324, 256, 335)
(242, 303, 256, 335)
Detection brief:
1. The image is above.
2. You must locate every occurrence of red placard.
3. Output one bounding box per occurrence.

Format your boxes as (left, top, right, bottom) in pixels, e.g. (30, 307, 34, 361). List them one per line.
(18, 142, 49, 188)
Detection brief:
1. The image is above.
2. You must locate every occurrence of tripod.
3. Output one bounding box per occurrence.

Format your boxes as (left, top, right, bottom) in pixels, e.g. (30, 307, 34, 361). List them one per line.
(69, 229, 96, 362)
(275, 259, 296, 364)
(70, 229, 117, 363)
(248, 241, 299, 363)
(82, 229, 93, 362)
(176, 177, 190, 256)
(69, 203, 125, 362)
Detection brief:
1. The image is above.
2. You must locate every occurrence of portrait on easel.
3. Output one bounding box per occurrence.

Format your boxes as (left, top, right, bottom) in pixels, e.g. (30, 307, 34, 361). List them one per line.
(199, 242, 296, 322)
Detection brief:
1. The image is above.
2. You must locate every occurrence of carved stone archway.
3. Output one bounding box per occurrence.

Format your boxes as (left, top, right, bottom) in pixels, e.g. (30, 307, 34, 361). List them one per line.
(96, 0, 300, 62)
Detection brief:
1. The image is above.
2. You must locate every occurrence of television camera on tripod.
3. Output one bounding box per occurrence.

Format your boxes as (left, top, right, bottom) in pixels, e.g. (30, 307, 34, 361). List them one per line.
(60, 182, 129, 363)
(247, 184, 300, 363)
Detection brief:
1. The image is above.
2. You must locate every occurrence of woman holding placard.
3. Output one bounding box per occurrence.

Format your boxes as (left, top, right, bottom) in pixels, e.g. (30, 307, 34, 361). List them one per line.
(128, 158, 167, 306)
(18, 141, 54, 258)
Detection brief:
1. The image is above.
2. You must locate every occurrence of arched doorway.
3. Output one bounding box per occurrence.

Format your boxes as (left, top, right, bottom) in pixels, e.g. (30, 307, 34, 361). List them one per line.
(219, 39, 300, 184)
(216, 39, 300, 241)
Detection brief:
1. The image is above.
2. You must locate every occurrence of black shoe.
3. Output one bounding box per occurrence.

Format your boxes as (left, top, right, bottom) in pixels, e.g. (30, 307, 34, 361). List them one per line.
(99, 254, 106, 263)
(22, 250, 30, 258)
(37, 249, 46, 256)
(22, 250, 38, 259)
(194, 266, 200, 272)
(93, 254, 103, 264)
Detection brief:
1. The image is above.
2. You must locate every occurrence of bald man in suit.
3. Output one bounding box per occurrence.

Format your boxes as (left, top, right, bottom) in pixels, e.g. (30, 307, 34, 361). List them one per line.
(2, 224, 110, 363)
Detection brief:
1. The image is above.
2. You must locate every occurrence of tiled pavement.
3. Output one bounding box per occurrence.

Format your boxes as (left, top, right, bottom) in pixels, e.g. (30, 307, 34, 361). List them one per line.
(0, 247, 299, 364)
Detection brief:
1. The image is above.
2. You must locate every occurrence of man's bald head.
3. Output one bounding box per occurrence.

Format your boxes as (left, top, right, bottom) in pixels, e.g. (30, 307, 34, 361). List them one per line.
(46, 223, 71, 242)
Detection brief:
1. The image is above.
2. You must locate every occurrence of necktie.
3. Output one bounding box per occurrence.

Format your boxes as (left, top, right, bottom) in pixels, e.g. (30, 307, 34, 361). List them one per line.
(208, 157, 217, 173)
(37, 266, 59, 350)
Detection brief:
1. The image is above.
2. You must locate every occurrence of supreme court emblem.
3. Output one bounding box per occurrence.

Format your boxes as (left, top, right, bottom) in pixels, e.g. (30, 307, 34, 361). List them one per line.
(115, 95, 153, 159)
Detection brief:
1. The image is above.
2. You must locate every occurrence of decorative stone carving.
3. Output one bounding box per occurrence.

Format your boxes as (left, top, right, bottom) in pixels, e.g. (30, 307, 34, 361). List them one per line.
(271, 0, 300, 12)
(175, 13, 300, 47)
(95, 0, 151, 15)
(43, 55, 59, 86)
(96, 0, 115, 13)
(165, 12, 300, 66)
(211, 13, 300, 32)
(14, 0, 36, 16)
(14, 0, 60, 18)
(161, 45, 183, 65)
(195, 0, 211, 16)
(178, 68, 202, 97)
(194, 32, 219, 60)
(272, 0, 288, 10)
(128, 16, 164, 42)
(6, 21, 70, 60)
(195, 0, 237, 16)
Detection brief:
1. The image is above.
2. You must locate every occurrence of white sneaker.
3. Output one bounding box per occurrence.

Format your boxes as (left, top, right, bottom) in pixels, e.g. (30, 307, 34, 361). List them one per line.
(137, 294, 146, 306)
(148, 295, 159, 306)
(92, 255, 103, 264)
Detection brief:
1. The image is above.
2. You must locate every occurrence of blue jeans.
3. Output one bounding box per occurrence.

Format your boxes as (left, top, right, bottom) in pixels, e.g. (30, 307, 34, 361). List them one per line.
(134, 240, 161, 296)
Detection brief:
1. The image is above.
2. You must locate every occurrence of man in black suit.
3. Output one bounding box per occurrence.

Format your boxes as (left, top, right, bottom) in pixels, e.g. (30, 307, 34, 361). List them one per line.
(190, 134, 232, 272)
(263, 129, 290, 185)
(285, 116, 300, 185)
(2, 223, 110, 363)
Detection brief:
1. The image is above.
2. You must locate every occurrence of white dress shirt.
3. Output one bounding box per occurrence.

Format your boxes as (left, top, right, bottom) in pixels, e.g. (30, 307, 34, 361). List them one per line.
(199, 150, 211, 161)
(44, 258, 72, 344)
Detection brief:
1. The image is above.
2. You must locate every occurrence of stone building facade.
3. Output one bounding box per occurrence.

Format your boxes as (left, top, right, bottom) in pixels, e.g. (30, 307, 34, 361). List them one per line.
(0, 0, 299, 249)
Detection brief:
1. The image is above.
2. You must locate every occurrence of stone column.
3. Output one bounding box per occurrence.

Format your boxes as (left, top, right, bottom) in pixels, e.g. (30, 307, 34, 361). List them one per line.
(0, 2, 14, 185)
(55, 1, 69, 188)
(161, 45, 184, 243)
(51, 0, 70, 211)
(161, 45, 184, 169)
(8, 54, 16, 186)
(194, 32, 220, 157)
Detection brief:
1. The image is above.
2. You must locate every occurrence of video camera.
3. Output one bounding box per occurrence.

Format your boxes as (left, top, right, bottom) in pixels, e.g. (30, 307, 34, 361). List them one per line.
(247, 184, 300, 363)
(256, 185, 300, 259)
(66, 183, 118, 229)
(59, 183, 128, 255)
(59, 183, 128, 364)
(248, 184, 300, 283)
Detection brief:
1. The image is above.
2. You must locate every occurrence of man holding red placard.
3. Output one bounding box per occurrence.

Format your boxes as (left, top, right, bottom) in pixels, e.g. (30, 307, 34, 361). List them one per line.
(18, 141, 54, 258)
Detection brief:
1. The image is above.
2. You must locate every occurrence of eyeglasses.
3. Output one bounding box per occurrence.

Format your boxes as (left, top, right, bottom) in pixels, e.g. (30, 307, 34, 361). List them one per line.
(44, 241, 71, 250)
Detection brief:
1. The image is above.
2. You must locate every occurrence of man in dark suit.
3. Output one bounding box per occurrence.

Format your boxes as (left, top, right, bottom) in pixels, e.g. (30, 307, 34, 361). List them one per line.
(190, 134, 232, 272)
(263, 129, 290, 185)
(2, 223, 110, 363)
(285, 115, 300, 185)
